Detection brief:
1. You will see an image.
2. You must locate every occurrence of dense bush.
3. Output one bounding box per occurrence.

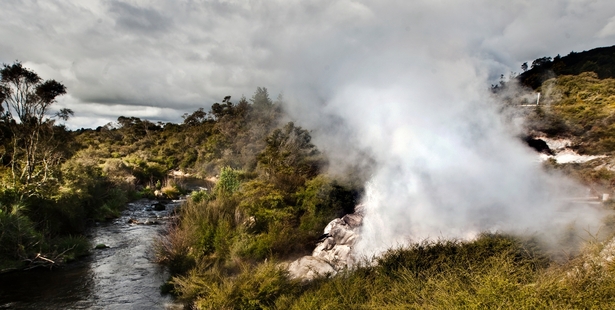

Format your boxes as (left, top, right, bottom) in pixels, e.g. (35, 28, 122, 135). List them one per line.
(154, 90, 362, 305)
(518, 45, 615, 90)
(0, 209, 41, 266)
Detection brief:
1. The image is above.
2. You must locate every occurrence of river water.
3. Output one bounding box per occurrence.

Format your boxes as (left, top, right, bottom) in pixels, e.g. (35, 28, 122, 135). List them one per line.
(0, 199, 183, 310)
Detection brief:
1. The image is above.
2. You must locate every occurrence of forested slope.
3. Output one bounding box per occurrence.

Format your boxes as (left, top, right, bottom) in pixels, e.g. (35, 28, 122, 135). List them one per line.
(518, 45, 615, 89)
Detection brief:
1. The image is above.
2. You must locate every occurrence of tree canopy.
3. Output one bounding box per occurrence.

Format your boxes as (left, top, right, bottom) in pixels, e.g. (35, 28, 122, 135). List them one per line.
(518, 45, 615, 89)
(0, 62, 72, 196)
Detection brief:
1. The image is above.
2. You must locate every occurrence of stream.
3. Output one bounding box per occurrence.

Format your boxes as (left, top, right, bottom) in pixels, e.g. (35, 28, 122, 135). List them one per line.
(0, 199, 183, 309)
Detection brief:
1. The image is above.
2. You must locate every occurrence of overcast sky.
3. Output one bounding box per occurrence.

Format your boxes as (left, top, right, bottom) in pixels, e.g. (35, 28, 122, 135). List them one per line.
(2, 0, 615, 129)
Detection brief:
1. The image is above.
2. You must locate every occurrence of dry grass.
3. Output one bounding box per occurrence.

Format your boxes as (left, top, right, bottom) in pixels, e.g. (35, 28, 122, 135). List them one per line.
(159, 233, 615, 309)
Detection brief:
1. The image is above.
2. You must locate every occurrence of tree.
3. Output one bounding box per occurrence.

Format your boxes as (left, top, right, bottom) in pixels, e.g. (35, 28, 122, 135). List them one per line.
(116, 116, 160, 141)
(521, 62, 528, 72)
(531, 57, 552, 69)
(257, 122, 321, 191)
(0, 62, 71, 197)
(249, 87, 281, 132)
(182, 107, 207, 126)
(251, 87, 273, 109)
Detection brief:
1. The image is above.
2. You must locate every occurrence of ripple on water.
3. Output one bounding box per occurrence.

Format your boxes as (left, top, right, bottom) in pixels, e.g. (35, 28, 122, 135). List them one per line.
(0, 199, 184, 310)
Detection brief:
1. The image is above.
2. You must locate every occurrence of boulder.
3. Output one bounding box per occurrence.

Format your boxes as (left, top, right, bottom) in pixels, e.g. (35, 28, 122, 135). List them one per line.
(287, 256, 336, 280)
(152, 202, 166, 211)
(288, 208, 363, 280)
(342, 214, 363, 228)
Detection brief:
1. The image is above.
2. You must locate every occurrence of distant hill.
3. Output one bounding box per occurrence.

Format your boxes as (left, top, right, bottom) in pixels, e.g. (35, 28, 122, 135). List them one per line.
(518, 45, 615, 89)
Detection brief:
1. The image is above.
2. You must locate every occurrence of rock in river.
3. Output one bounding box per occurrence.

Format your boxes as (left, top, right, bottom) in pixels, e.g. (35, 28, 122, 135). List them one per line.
(152, 202, 166, 211)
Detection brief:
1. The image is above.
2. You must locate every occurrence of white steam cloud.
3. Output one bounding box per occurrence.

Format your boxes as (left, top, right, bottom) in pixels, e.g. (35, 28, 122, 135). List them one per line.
(299, 60, 605, 257)
(278, 2, 612, 257)
(318, 66, 604, 257)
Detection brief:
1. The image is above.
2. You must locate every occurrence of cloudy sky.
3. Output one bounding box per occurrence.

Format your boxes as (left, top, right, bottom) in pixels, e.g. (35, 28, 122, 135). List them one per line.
(2, 0, 615, 129)
(3, 0, 614, 251)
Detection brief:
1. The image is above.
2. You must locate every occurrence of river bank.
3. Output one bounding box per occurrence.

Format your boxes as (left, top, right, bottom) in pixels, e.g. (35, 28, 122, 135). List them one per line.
(0, 198, 183, 309)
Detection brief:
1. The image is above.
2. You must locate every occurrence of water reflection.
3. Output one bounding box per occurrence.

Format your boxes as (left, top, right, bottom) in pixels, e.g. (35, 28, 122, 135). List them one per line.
(0, 199, 182, 310)
(0, 262, 94, 309)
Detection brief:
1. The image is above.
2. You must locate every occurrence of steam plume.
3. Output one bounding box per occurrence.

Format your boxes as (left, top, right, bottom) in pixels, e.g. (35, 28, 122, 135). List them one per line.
(285, 49, 607, 258)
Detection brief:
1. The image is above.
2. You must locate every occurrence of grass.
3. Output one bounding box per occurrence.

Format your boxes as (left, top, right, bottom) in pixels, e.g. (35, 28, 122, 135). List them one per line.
(529, 72, 615, 155)
(161, 185, 182, 199)
(0, 210, 42, 263)
(160, 232, 615, 309)
(285, 234, 548, 310)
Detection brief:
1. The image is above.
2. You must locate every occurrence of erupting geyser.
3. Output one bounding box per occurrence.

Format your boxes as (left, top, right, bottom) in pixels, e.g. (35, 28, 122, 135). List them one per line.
(288, 82, 609, 279)
(277, 2, 614, 280)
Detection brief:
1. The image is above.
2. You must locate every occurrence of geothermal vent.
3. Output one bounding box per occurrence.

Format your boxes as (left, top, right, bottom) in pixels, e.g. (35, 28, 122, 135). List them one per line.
(287, 205, 364, 280)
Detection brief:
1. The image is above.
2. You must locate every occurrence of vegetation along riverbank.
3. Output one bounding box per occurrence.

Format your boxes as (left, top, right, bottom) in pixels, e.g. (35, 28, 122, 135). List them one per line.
(4, 45, 615, 309)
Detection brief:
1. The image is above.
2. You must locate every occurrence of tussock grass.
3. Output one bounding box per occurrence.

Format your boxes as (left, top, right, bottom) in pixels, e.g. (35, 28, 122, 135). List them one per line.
(298, 234, 615, 310)
(165, 233, 615, 309)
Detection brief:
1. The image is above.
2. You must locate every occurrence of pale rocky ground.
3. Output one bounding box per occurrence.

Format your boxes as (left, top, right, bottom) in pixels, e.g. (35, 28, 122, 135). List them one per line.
(537, 137, 607, 164)
(287, 206, 364, 280)
(533, 137, 615, 277)
(564, 236, 615, 281)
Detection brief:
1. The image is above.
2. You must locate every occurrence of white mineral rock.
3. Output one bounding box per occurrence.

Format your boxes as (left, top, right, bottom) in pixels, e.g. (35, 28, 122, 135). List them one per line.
(287, 256, 337, 280)
(287, 206, 364, 280)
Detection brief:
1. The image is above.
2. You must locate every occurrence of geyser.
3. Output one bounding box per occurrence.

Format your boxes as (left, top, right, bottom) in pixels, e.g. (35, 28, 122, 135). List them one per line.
(338, 85, 606, 259)
(288, 78, 608, 279)
(286, 65, 607, 269)
(276, 1, 615, 276)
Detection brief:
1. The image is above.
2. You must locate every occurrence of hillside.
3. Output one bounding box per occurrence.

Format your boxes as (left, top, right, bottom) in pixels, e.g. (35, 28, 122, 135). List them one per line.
(518, 45, 615, 89)
(525, 72, 615, 153)
(498, 51, 615, 202)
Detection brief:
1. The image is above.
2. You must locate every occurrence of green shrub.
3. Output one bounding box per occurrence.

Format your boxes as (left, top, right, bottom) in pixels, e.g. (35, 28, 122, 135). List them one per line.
(215, 166, 241, 196)
(0, 210, 42, 262)
(138, 186, 155, 199)
(296, 176, 359, 239)
(161, 185, 181, 199)
(95, 188, 128, 221)
(191, 190, 212, 203)
(48, 235, 91, 262)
